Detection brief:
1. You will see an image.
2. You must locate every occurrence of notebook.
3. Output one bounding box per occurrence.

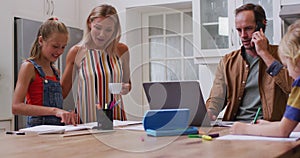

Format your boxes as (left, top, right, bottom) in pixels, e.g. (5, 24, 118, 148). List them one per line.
(143, 81, 211, 127)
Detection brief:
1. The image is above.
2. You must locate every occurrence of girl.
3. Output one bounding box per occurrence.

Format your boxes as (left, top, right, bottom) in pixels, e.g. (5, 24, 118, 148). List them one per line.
(61, 5, 131, 123)
(231, 19, 300, 137)
(12, 17, 77, 127)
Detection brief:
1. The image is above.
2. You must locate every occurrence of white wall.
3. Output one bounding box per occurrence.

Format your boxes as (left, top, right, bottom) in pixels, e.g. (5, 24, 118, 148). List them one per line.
(0, 1, 14, 121)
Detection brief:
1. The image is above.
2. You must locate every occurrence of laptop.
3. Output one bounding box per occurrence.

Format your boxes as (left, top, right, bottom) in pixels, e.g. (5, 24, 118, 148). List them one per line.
(143, 81, 211, 127)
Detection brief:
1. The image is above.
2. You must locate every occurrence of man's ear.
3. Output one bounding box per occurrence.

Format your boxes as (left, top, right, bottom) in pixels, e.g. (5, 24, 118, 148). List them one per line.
(263, 19, 267, 26)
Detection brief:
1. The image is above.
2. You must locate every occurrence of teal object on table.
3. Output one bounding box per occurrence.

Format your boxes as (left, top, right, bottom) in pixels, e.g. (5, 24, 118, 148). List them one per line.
(143, 109, 198, 136)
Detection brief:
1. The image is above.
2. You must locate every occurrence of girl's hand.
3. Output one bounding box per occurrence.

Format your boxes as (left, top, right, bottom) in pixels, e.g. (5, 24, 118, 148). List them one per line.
(255, 119, 270, 125)
(230, 122, 248, 134)
(55, 109, 77, 125)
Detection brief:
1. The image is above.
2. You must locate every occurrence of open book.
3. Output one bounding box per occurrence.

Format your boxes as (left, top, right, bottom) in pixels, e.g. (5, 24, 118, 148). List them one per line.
(19, 120, 142, 135)
(19, 122, 97, 134)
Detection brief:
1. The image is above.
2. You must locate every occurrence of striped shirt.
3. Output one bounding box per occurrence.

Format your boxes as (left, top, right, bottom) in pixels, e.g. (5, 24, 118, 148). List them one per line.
(76, 49, 126, 123)
(284, 76, 300, 122)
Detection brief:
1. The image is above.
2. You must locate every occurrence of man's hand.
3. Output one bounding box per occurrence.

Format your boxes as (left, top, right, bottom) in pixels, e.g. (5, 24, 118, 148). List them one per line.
(207, 109, 217, 121)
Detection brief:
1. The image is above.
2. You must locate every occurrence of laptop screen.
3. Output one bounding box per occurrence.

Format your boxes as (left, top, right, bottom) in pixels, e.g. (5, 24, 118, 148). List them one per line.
(142, 81, 210, 127)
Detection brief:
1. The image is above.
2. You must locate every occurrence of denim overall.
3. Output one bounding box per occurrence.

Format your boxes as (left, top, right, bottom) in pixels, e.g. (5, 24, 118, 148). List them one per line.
(27, 60, 64, 127)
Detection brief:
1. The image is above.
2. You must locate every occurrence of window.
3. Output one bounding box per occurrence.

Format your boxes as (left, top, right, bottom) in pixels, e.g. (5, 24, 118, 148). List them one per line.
(143, 10, 198, 81)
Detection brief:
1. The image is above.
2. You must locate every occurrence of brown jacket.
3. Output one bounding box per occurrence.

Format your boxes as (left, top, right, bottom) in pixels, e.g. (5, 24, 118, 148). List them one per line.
(206, 45, 293, 121)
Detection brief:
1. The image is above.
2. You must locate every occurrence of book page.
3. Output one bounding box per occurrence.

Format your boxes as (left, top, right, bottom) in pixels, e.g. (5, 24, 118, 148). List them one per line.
(19, 121, 142, 134)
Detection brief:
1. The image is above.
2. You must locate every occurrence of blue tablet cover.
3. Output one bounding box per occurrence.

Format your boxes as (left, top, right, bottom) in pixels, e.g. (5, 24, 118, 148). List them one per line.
(143, 109, 198, 136)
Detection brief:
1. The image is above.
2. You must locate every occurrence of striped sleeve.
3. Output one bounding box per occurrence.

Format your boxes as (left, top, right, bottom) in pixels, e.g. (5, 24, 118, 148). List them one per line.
(284, 77, 300, 122)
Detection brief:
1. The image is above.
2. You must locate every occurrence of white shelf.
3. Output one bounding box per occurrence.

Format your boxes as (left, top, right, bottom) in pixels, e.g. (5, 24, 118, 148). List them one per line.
(202, 22, 219, 26)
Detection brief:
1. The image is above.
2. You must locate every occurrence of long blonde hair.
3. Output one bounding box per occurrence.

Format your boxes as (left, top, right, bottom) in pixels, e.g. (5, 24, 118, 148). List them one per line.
(83, 4, 121, 54)
(29, 17, 69, 60)
(279, 19, 300, 64)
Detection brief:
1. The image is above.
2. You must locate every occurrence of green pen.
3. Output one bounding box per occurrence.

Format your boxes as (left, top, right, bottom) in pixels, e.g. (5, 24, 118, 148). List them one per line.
(253, 107, 262, 124)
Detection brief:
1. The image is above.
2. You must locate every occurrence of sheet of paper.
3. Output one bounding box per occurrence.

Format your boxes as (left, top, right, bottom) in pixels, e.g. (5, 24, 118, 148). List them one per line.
(211, 120, 235, 127)
(217, 132, 300, 142)
(113, 120, 142, 127)
(64, 122, 97, 132)
(61, 129, 116, 137)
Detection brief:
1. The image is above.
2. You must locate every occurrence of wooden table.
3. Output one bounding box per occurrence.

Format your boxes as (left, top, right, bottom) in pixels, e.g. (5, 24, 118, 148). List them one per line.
(1, 127, 300, 158)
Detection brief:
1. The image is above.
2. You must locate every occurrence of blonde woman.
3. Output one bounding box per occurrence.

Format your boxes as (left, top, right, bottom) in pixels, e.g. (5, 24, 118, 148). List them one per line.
(61, 5, 131, 123)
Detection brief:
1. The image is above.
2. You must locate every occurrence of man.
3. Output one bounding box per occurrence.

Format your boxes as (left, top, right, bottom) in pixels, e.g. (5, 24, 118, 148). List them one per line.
(206, 3, 293, 122)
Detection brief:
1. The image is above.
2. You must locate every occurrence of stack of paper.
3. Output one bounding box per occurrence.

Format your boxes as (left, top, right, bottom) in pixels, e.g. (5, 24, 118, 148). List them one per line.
(20, 125, 65, 134)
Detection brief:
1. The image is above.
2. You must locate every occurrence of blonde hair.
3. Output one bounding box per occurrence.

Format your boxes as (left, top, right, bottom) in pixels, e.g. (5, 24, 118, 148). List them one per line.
(279, 19, 300, 64)
(83, 4, 121, 54)
(29, 17, 69, 60)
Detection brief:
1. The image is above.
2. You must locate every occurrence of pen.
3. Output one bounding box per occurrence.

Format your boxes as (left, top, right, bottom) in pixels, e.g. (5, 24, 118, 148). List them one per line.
(110, 99, 121, 109)
(6, 131, 25, 135)
(188, 134, 212, 141)
(109, 100, 114, 109)
(253, 107, 262, 124)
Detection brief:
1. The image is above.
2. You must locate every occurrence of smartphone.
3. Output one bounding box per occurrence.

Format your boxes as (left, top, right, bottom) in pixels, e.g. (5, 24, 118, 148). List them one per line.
(252, 21, 265, 49)
(255, 21, 264, 32)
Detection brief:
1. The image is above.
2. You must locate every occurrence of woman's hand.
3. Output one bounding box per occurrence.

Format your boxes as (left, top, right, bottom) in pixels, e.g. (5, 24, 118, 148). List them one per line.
(120, 83, 131, 95)
(207, 109, 217, 121)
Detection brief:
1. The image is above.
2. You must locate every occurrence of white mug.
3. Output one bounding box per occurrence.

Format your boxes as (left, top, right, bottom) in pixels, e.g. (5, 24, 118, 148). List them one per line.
(109, 83, 122, 94)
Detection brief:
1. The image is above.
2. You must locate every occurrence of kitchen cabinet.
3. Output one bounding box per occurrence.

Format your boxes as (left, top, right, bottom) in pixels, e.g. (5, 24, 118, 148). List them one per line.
(49, 0, 80, 27)
(281, 0, 300, 5)
(0, 120, 12, 132)
(194, 0, 282, 64)
(0, 1, 14, 131)
(14, 0, 79, 27)
(14, 0, 45, 21)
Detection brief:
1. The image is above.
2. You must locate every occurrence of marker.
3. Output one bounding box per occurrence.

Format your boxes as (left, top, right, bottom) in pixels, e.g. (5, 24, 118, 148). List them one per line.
(109, 101, 114, 109)
(6, 131, 14, 135)
(253, 107, 262, 124)
(208, 133, 219, 138)
(110, 99, 121, 109)
(188, 134, 212, 141)
(6, 131, 25, 135)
